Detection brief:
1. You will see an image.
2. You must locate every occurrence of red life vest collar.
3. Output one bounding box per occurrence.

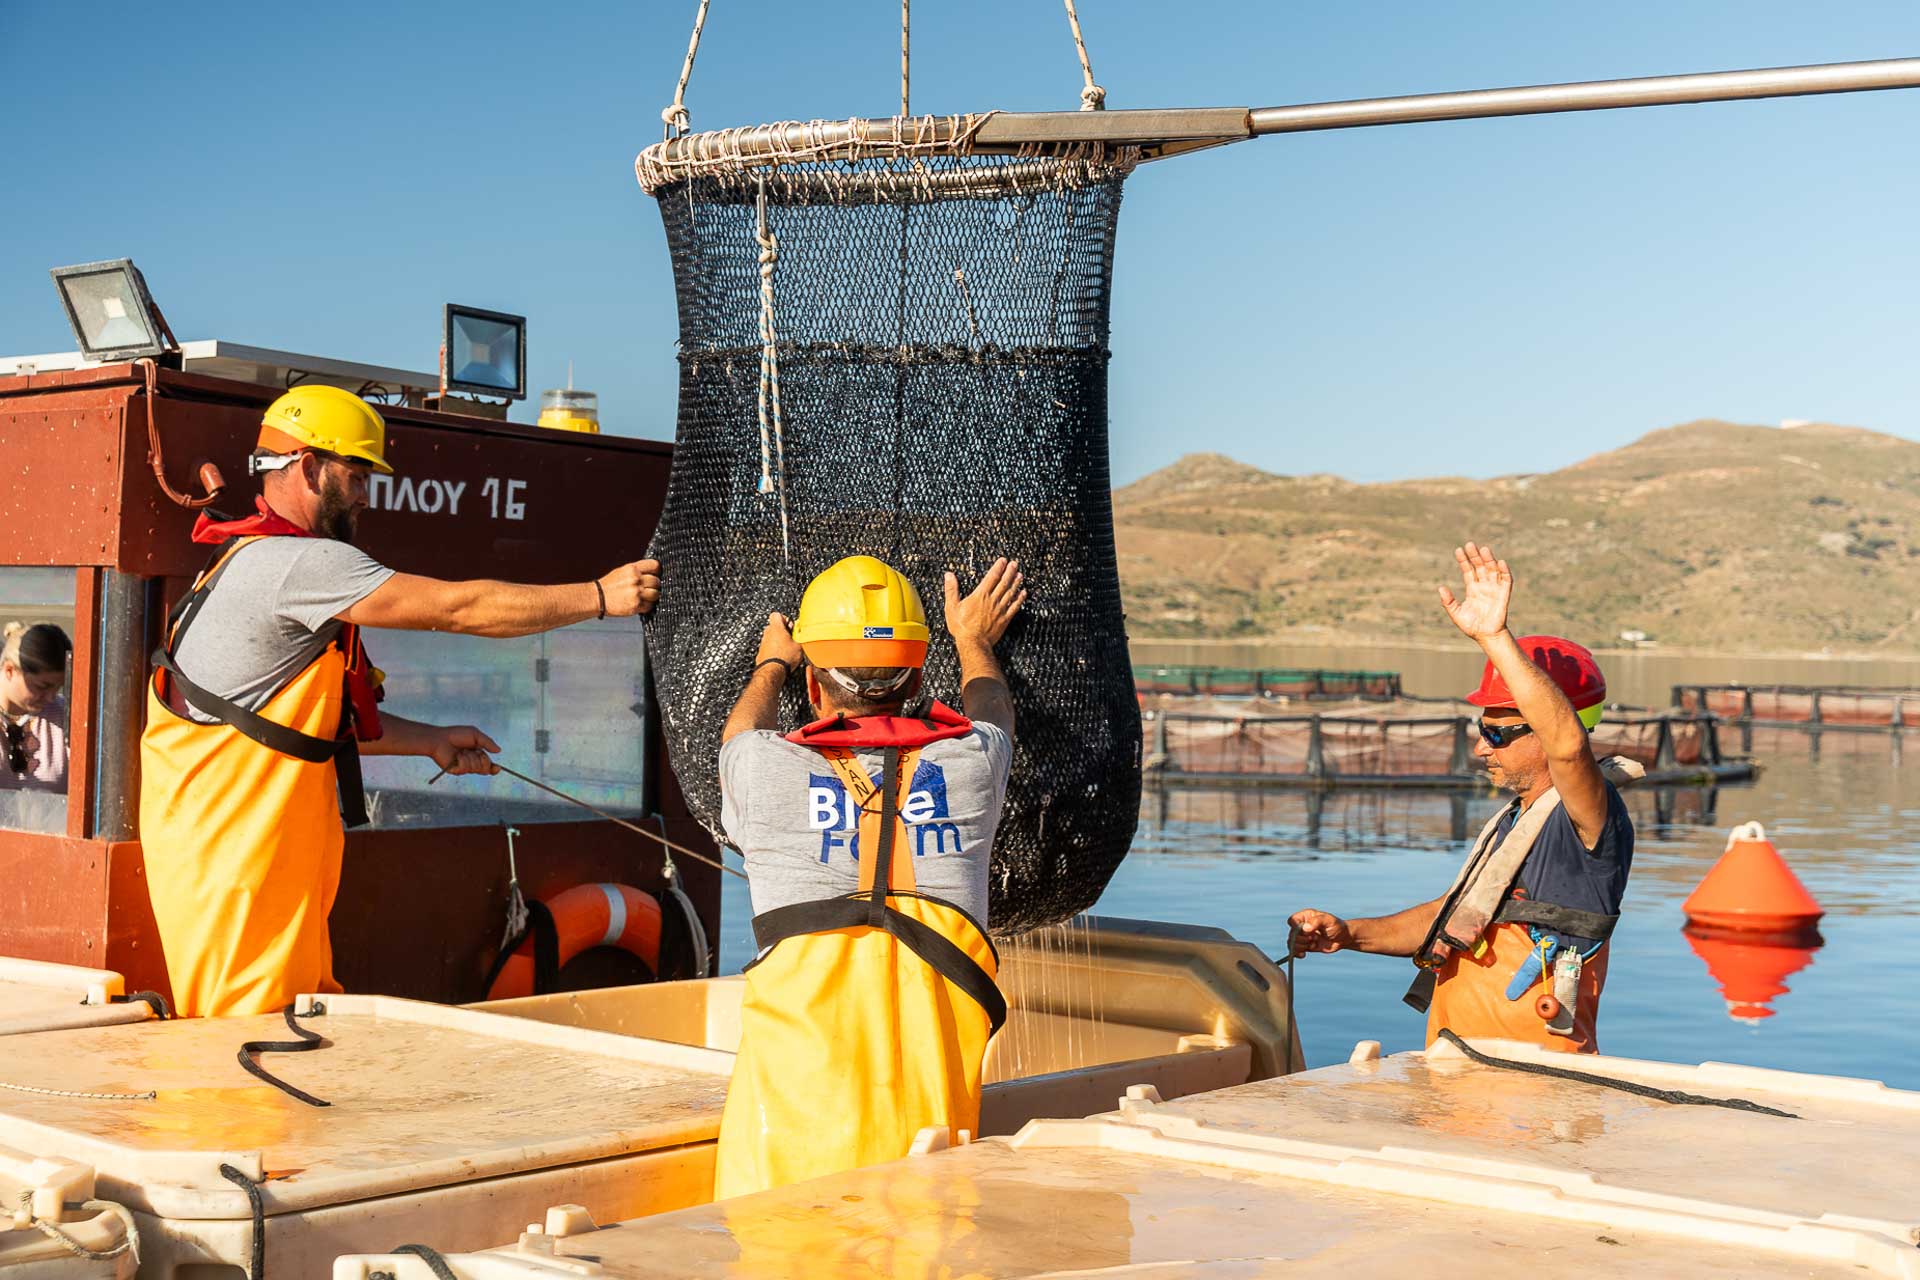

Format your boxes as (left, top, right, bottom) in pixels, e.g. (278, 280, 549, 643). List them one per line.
(785, 700, 974, 749)
(192, 497, 313, 545)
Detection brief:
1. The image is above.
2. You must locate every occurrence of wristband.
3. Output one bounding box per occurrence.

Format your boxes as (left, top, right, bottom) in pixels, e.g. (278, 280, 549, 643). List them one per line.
(593, 579, 607, 620)
(753, 657, 795, 678)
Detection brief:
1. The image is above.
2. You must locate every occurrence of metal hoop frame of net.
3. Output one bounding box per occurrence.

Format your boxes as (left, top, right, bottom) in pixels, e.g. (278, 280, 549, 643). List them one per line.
(639, 118, 1144, 935)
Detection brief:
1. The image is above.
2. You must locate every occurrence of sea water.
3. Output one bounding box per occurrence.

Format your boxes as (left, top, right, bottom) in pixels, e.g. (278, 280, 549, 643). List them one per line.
(719, 730, 1920, 1089)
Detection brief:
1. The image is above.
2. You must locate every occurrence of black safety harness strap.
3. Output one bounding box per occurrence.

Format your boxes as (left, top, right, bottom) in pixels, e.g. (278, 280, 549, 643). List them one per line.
(747, 744, 1007, 1034)
(157, 538, 369, 828)
(750, 895, 1008, 1035)
(1493, 898, 1619, 942)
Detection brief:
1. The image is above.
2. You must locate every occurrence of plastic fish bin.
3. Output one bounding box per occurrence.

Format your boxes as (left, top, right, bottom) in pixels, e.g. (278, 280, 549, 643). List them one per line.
(0, 994, 733, 1278)
(337, 1047, 1920, 1279)
(475, 916, 1304, 1134)
(0, 957, 157, 1036)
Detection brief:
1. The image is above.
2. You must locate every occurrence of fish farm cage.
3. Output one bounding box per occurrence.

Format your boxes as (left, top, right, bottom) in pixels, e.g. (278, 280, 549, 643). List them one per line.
(1134, 665, 1403, 701)
(1142, 700, 1750, 790)
(1673, 683, 1920, 732)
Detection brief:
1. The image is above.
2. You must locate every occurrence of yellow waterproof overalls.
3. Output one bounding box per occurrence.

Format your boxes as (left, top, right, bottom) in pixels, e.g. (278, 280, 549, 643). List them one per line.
(714, 739, 1005, 1200)
(140, 536, 371, 1018)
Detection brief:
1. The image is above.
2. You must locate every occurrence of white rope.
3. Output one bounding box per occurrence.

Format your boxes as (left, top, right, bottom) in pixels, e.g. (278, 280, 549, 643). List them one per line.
(0, 1079, 155, 1101)
(662, 0, 712, 139)
(1063, 0, 1106, 110)
(18, 1191, 142, 1265)
(754, 178, 792, 560)
(900, 0, 911, 118)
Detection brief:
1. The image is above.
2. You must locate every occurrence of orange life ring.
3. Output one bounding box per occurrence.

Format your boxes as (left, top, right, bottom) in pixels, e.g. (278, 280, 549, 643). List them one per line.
(487, 883, 663, 1000)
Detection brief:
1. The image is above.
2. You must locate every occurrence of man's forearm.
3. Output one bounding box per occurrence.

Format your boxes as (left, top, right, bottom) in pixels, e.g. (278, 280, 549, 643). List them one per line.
(954, 636, 1014, 736)
(721, 665, 789, 745)
(357, 713, 437, 757)
(438, 580, 601, 639)
(1348, 897, 1445, 957)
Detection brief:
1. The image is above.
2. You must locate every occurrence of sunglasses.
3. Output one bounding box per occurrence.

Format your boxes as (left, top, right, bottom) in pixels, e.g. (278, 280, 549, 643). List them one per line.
(1477, 719, 1534, 748)
(4, 721, 25, 775)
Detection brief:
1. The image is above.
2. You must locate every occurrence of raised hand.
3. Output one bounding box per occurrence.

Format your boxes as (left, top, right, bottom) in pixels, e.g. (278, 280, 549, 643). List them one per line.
(1437, 541, 1513, 642)
(943, 558, 1027, 648)
(756, 611, 804, 669)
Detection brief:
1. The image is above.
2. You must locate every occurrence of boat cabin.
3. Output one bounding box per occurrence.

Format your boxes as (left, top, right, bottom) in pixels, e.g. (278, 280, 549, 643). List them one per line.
(0, 350, 720, 1006)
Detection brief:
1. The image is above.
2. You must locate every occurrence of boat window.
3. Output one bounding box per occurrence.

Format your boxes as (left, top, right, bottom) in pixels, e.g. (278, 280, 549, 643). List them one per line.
(0, 568, 78, 834)
(356, 620, 652, 829)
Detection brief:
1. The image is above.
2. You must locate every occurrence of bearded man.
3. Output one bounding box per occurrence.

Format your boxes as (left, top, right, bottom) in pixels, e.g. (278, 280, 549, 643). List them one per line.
(140, 385, 660, 1017)
(1288, 542, 1635, 1053)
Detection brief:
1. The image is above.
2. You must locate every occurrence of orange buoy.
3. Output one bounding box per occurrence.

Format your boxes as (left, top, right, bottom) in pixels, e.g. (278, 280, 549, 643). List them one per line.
(1683, 925, 1821, 1023)
(1681, 822, 1824, 935)
(1533, 993, 1561, 1022)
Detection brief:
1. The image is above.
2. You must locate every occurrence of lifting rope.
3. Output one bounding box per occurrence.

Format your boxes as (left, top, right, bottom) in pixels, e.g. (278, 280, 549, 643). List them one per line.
(660, 0, 1109, 134)
(1063, 0, 1106, 110)
(661, 0, 711, 138)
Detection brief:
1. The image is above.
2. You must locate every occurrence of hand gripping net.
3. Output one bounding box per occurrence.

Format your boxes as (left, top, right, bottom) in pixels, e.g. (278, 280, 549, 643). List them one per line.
(637, 120, 1144, 935)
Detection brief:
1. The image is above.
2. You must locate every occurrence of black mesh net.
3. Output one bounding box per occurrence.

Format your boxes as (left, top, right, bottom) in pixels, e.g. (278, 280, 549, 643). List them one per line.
(644, 151, 1142, 935)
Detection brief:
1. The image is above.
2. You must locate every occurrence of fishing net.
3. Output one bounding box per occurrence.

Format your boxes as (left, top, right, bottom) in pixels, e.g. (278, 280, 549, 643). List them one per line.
(638, 121, 1144, 935)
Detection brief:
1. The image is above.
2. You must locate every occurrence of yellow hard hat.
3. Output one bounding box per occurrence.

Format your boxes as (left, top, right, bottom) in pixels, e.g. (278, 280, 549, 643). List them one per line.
(792, 556, 930, 670)
(257, 385, 393, 475)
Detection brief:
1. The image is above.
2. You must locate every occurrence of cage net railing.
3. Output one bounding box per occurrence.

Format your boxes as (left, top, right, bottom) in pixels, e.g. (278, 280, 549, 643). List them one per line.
(1141, 699, 1722, 780)
(640, 136, 1144, 935)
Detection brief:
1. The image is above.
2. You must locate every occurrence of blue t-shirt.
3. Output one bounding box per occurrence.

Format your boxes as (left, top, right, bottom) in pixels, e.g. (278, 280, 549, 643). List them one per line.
(1492, 780, 1634, 950)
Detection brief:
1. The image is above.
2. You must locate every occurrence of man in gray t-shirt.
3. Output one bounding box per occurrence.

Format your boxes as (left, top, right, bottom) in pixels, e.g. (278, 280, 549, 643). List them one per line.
(718, 556, 1027, 930)
(140, 384, 666, 1018)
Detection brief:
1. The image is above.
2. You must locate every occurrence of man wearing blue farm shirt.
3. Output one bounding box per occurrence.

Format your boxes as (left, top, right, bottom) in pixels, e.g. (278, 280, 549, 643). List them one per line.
(714, 554, 1024, 1199)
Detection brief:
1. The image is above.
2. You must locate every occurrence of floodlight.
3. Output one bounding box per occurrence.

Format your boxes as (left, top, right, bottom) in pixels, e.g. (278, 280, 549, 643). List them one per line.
(443, 304, 526, 400)
(49, 258, 175, 361)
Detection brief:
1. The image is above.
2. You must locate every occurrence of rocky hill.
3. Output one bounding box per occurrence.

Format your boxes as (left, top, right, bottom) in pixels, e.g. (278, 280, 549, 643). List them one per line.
(1113, 420, 1920, 653)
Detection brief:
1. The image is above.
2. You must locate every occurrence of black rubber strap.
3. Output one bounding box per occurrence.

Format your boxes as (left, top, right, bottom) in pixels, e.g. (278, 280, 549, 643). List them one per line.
(1402, 967, 1438, 1014)
(237, 1004, 332, 1108)
(1493, 898, 1618, 941)
(1436, 1028, 1798, 1118)
(110, 990, 172, 1019)
(750, 894, 1007, 1034)
(392, 1244, 460, 1280)
(219, 1163, 267, 1280)
(479, 900, 560, 998)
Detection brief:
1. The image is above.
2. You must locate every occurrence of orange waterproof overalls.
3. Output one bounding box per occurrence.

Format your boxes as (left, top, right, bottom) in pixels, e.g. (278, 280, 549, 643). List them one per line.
(140, 536, 374, 1018)
(714, 707, 1005, 1200)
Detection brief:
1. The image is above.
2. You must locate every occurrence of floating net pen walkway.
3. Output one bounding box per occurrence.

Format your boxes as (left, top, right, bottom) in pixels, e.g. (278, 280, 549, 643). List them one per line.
(637, 119, 1163, 934)
(1140, 698, 1738, 787)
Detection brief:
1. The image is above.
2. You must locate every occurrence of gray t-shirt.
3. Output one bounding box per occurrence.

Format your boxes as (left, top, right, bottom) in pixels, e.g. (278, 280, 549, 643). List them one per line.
(172, 538, 395, 719)
(719, 723, 1013, 927)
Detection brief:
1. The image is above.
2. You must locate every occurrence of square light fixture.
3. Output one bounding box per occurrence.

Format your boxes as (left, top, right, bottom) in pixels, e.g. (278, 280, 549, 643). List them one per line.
(50, 258, 174, 361)
(443, 303, 526, 400)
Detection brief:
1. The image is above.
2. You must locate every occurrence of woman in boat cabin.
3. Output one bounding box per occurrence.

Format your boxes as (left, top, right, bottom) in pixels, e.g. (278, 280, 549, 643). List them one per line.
(0, 622, 72, 793)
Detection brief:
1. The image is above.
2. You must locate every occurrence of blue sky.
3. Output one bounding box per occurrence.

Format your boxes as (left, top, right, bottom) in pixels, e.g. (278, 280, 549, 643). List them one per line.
(5, 2, 1917, 485)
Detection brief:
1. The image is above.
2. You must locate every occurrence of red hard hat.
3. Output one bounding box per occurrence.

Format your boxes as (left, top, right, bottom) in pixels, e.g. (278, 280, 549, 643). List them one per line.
(1466, 635, 1606, 713)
